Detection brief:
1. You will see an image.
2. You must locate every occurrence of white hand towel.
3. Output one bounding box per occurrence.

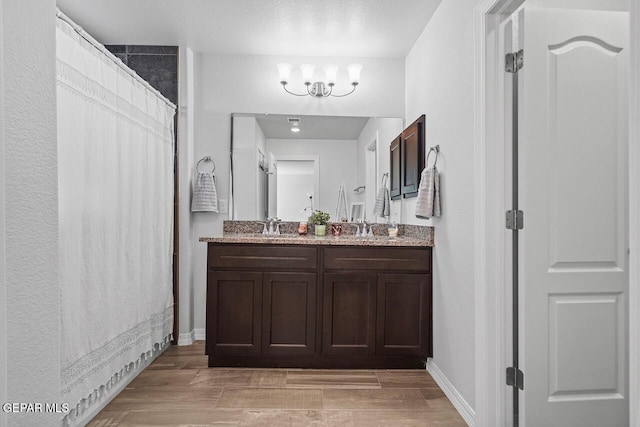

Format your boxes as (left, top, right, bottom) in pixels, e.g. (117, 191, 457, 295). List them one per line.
(373, 182, 391, 218)
(382, 186, 390, 217)
(373, 187, 386, 217)
(191, 172, 219, 212)
(415, 166, 441, 219)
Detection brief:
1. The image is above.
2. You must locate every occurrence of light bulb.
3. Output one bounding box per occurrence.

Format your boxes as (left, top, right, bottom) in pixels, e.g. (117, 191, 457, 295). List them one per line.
(347, 64, 363, 85)
(300, 64, 315, 84)
(324, 65, 339, 86)
(277, 63, 293, 84)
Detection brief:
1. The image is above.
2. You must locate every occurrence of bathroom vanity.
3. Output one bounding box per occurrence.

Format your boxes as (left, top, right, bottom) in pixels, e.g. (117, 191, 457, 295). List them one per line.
(201, 226, 433, 369)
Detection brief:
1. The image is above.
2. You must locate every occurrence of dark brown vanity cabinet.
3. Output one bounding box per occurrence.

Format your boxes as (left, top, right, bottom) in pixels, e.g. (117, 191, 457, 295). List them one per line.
(389, 114, 425, 199)
(262, 272, 317, 356)
(207, 270, 316, 357)
(206, 243, 432, 368)
(323, 272, 377, 355)
(207, 270, 262, 356)
(376, 273, 431, 356)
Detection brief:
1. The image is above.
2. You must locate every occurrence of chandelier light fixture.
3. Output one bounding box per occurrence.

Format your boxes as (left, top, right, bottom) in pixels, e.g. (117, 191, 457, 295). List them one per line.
(277, 63, 363, 98)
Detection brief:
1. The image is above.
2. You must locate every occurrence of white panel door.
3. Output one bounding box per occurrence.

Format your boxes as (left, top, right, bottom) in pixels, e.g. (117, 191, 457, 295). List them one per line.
(519, 8, 628, 427)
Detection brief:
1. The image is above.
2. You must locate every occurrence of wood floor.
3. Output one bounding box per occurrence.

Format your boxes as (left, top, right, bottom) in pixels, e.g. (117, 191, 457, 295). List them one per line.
(89, 342, 466, 426)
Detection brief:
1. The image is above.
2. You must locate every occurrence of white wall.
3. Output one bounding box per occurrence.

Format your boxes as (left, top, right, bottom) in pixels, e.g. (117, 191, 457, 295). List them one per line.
(404, 0, 478, 411)
(177, 46, 196, 343)
(0, 0, 6, 424)
(190, 53, 404, 332)
(2, 0, 61, 425)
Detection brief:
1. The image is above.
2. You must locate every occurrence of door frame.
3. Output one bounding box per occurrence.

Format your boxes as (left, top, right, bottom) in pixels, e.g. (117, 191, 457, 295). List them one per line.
(473, 1, 640, 426)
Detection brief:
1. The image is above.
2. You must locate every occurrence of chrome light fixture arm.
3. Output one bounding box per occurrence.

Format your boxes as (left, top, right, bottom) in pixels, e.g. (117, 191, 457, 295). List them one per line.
(280, 81, 309, 97)
(281, 81, 356, 98)
(329, 83, 358, 97)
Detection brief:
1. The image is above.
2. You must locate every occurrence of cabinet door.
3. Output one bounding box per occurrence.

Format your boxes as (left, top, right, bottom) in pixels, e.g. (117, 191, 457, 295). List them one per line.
(401, 115, 425, 198)
(389, 135, 402, 200)
(207, 271, 262, 356)
(262, 272, 317, 355)
(376, 273, 431, 356)
(323, 273, 377, 355)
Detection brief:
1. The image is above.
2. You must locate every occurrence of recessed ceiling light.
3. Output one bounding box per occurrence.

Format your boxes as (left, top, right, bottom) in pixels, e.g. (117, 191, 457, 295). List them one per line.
(291, 127, 300, 133)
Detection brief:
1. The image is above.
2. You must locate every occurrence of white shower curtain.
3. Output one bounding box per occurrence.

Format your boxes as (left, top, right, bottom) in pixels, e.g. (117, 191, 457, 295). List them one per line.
(56, 19, 175, 414)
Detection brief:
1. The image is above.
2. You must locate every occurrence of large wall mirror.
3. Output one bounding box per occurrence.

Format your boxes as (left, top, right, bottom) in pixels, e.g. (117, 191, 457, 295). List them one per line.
(230, 113, 403, 224)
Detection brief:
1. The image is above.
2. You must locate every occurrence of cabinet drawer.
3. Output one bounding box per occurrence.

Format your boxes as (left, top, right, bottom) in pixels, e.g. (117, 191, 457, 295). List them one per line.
(324, 247, 431, 273)
(209, 244, 317, 270)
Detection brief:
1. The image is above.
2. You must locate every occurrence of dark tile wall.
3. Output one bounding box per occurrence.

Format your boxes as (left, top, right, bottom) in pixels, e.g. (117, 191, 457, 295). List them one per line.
(105, 45, 178, 105)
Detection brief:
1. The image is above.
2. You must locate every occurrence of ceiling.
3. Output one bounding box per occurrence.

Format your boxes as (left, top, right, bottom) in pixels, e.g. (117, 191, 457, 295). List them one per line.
(56, 0, 442, 58)
(244, 114, 371, 140)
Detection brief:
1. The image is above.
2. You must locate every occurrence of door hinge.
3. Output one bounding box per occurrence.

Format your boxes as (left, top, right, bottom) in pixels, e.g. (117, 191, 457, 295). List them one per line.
(506, 210, 524, 230)
(506, 367, 524, 390)
(505, 49, 524, 73)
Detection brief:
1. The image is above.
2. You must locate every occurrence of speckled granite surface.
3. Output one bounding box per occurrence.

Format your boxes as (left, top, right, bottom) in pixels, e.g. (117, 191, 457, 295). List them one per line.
(201, 221, 435, 247)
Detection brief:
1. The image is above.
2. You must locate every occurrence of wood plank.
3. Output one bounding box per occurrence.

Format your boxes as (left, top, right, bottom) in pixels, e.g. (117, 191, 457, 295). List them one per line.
(286, 370, 380, 389)
(189, 369, 287, 388)
(126, 370, 198, 389)
(349, 409, 466, 427)
(376, 371, 438, 389)
(215, 388, 323, 410)
(86, 410, 129, 427)
(116, 409, 242, 426)
(322, 388, 429, 410)
(147, 354, 208, 370)
(163, 341, 205, 356)
(103, 386, 222, 411)
(420, 387, 447, 400)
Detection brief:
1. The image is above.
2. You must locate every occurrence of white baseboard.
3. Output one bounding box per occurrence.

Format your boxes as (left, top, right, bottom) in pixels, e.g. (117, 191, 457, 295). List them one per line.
(177, 330, 195, 346)
(427, 358, 476, 426)
(194, 328, 206, 341)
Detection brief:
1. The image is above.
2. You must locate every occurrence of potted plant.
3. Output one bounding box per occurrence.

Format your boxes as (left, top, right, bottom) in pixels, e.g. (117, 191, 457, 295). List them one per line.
(308, 210, 330, 236)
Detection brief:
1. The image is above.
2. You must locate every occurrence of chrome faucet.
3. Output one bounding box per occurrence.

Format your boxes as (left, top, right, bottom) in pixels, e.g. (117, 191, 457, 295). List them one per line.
(267, 217, 281, 235)
(362, 221, 374, 237)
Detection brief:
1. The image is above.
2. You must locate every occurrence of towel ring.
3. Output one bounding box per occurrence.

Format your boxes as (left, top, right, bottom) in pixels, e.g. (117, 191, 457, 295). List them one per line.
(426, 145, 440, 168)
(197, 156, 216, 174)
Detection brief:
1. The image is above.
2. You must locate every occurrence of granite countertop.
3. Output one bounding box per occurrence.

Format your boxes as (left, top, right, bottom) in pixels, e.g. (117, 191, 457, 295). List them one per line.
(199, 221, 435, 247)
(199, 233, 433, 247)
